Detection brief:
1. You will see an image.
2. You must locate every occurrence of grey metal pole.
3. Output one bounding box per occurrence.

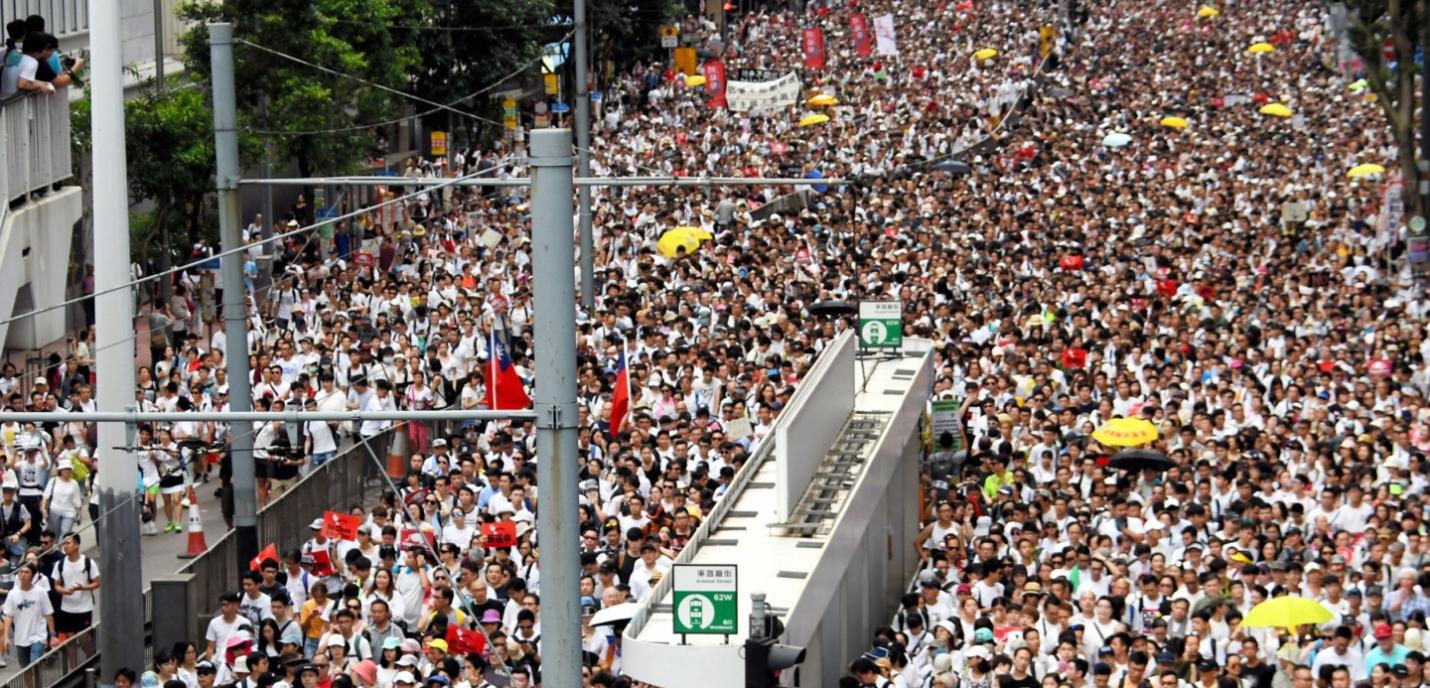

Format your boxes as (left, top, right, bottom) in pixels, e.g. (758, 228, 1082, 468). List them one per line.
(528, 129, 582, 688)
(259, 95, 275, 304)
(574, 0, 595, 311)
(210, 22, 261, 569)
(152, 0, 164, 91)
(90, 0, 145, 675)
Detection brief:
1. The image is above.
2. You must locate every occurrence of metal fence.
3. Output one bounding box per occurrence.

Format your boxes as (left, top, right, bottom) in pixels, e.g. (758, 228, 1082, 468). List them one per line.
(0, 426, 397, 688)
(0, 88, 74, 206)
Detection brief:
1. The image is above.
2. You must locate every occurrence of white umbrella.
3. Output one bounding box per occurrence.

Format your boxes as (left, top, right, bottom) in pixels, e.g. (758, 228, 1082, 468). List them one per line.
(589, 602, 643, 627)
(1102, 132, 1132, 148)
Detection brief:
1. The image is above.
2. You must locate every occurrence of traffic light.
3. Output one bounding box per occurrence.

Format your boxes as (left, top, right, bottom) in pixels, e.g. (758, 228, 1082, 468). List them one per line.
(744, 636, 806, 688)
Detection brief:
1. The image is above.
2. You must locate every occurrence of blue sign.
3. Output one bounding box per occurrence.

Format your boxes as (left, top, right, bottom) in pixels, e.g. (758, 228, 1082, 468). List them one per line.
(552, 102, 571, 114)
(198, 258, 222, 271)
(591, 90, 603, 103)
(317, 207, 339, 220)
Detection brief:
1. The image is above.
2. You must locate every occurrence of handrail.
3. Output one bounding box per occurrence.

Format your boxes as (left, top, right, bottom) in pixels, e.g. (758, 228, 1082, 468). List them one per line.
(0, 86, 74, 205)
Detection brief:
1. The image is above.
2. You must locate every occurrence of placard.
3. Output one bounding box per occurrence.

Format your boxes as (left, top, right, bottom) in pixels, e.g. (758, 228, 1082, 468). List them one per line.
(483, 521, 517, 548)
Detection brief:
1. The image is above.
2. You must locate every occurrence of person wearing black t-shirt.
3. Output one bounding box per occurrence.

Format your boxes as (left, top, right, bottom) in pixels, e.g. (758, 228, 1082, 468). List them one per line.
(999, 647, 1044, 688)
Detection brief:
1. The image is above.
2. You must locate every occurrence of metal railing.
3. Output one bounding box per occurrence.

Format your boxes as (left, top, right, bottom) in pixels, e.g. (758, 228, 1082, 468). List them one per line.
(0, 0, 89, 38)
(0, 426, 396, 688)
(0, 88, 73, 205)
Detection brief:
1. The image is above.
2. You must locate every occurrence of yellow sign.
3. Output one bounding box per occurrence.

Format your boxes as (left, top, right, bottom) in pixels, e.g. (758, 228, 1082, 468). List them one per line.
(544, 73, 559, 95)
(503, 98, 518, 116)
(504, 115, 518, 130)
(674, 47, 697, 76)
(1039, 26, 1055, 58)
(431, 131, 447, 156)
(660, 25, 679, 48)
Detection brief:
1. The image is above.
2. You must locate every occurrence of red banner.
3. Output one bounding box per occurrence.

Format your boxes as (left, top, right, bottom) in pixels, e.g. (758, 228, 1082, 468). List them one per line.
(303, 549, 335, 576)
(399, 527, 436, 553)
(702, 59, 727, 109)
(1061, 348, 1088, 369)
(802, 27, 826, 70)
(323, 510, 361, 541)
(850, 13, 872, 57)
(1059, 255, 1084, 270)
(1156, 279, 1177, 297)
(483, 521, 518, 548)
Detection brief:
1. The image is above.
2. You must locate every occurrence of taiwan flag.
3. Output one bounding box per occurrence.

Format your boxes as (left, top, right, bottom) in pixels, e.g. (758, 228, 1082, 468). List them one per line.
(608, 350, 630, 439)
(486, 330, 530, 410)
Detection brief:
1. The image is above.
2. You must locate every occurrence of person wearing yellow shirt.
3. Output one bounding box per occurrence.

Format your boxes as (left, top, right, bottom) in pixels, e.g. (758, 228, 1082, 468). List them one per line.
(982, 453, 1016, 501)
(298, 581, 336, 658)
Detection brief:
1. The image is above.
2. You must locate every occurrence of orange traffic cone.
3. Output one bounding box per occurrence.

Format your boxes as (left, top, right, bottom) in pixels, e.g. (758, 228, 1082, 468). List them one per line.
(176, 495, 208, 559)
(385, 429, 409, 480)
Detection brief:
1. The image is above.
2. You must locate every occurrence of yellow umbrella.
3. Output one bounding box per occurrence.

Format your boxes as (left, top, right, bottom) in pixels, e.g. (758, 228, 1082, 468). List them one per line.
(1259, 103, 1293, 118)
(1347, 163, 1386, 179)
(676, 225, 714, 240)
(685, 75, 707, 87)
(973, 48, 999, 61)
(1242, 596, 1336, 632)
(657, 227, 703, 258)
(1248, 42, 1275, 54)
(1196, 6, 1220, 17)
(1091, 417, 1160, 448)
(1159, 116, 1189, 130)
(799, 113, 831, 127)
(808, 94, 840, 107)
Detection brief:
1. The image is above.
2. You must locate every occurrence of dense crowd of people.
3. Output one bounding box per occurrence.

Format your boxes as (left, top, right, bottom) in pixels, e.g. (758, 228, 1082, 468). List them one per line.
(1, 0, 1427, 686)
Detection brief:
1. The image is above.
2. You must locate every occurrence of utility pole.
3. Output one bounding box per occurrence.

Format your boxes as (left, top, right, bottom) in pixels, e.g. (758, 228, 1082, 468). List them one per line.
(209, 23, 261, 569)
(528, 128, 583, 688)
(91, 0, 145, 676)
(574, 0, 595, 310)
(153, 0, 164, 91)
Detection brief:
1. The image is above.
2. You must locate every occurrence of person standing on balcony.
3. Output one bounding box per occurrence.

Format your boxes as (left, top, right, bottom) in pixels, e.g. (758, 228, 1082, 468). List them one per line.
(0, 32, 55, 98)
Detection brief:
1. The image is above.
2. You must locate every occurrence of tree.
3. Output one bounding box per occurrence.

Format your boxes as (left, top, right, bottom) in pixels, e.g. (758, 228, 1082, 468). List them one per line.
(583, 0, 683, 71)
(1345, 0, 1427, 223)
(411, 0, 560, 149)
(177, 0, 428, 178)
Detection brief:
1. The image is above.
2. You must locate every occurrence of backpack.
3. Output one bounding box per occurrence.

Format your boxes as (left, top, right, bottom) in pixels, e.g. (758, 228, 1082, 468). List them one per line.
(52, 555, 96, 606)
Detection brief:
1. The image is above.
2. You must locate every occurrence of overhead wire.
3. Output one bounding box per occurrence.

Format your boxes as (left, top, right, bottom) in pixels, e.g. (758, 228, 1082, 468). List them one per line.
(0, 157, 516, 332)
(235, 38, 520, 131)
(242, 33, 572, 137)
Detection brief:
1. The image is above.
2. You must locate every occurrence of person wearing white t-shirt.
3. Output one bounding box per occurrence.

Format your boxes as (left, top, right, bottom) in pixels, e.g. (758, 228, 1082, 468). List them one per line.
(0, 38, 54, 98)
(203, 593, 249, 661)
(0, 564, 55, 667)
(48, 533, 98, 641)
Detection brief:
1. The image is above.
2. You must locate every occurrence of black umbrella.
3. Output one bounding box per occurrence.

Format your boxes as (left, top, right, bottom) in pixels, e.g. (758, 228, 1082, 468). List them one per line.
(1108, 449, 1175, 472)
(809, 300, 858, 317)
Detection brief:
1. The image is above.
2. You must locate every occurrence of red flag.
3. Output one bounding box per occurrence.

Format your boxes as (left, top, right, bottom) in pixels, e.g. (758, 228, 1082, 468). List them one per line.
(323, 510, 361, 541)
(446, 625, 487, 656)
(482, 521, 518, 548)
(486, 330, 531, 410)
(802, 27, 826, 70)
(608, 351, 630, 439)
(1061, 348, 1088, 369)
(1059, 255, 1084, 270)
(850, 13, 873, 57)
(1156, 279, 1177, 296)
(702, 59, 727, 109)
(249, 543, 278, 571)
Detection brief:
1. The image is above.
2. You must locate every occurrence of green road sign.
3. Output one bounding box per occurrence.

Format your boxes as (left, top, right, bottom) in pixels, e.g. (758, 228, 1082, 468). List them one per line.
(672, 564, 738, 635)
(859, 300, 903, 348)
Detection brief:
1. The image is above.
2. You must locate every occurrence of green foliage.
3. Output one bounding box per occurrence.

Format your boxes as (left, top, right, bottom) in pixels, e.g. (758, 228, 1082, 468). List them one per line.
(177, 0, 427, 176)
(412, 0, 560, 147)
(583, 0, 683, 70)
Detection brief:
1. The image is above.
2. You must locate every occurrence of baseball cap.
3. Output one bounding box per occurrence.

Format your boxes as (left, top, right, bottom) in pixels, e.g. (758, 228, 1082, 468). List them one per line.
(394, 671, 417, 685)
(382, 636, 402, 650)
(396, 655, 419, 667)
(1197, 659, 1218, 672)
(426, 638, 449, 653)
(956, 583, 972, 594)
(974, 628, 994, 643)
(1376, 623, 1394, 640)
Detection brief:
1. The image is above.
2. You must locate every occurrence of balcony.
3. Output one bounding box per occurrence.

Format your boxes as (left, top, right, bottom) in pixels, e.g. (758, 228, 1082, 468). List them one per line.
(0, 88, 82, 351)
